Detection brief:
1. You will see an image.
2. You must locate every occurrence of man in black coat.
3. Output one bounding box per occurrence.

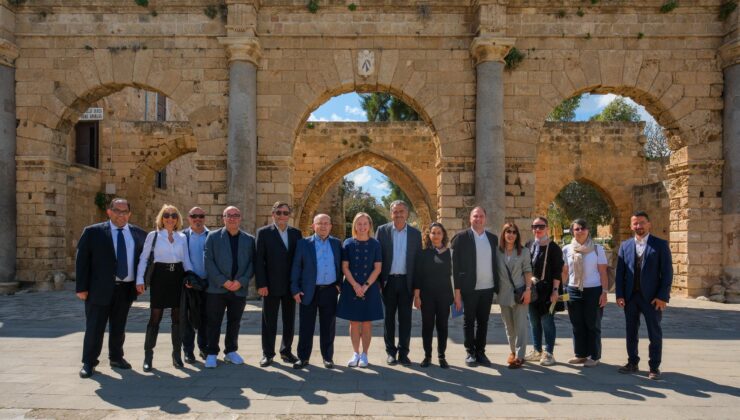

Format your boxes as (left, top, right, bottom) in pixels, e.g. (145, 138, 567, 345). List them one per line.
(376, 200, 422, 366)
(255, 202, 302, 367)
(75, 198, 147, 378)
(451, 206, 500, 367)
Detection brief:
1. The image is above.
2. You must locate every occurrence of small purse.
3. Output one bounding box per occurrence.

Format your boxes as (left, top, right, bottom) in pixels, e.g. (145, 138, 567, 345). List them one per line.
(504, 255, 536, 304)
(143, 230, 159, 289)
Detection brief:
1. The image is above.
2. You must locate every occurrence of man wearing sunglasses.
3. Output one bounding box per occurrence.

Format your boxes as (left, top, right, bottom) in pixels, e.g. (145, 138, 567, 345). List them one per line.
(203, 206, 256, 368)
(181, 207, 209, 364)
(75, 198, 147, 378)
(255, 202, 302, 367)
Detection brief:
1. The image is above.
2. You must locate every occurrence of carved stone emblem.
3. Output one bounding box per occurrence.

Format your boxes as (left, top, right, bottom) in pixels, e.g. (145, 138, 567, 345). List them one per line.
(358, 50, 375, 78)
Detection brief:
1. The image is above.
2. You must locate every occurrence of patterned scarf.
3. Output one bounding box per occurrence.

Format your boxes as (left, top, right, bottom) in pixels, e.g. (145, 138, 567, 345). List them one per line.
(570, 237, 595, 291)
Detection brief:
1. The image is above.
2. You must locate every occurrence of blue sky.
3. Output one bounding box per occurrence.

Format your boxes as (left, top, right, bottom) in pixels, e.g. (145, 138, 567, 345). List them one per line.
(309, 92, 657, 200)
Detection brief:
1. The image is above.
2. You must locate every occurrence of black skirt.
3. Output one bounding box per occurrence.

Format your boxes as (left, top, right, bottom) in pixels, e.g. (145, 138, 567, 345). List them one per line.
(150, 262, 184, 309)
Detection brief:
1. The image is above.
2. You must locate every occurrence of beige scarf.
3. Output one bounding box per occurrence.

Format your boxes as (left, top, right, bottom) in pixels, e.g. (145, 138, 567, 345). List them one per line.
(570, 237, 595, 291)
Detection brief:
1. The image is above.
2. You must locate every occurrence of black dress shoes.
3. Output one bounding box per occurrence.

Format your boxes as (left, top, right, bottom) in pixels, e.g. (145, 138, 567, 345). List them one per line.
(420, 357, 431, 368)
(293, 360, 309, 369)
(109, 358, 132, 369)
(184, 352, 197, 364)
(618, 362, 639, 374)
(79, 363, 94, 378)
(323, 359, 334, 369)
(281, 353, 299, 364)
(439, 358, 449, 369)
(386, 355, 397, 365)
(398, 355, 412, 366)
(476, 352, 492, 367)
(260, 356, 273, 367)
(465, 353, 477, 367)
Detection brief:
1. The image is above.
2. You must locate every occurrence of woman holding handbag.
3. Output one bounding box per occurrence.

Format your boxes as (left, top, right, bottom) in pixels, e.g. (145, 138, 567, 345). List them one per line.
(524, 217, 564, 366)
(136, 204, 193, 372)
(496, 222, 533, 368)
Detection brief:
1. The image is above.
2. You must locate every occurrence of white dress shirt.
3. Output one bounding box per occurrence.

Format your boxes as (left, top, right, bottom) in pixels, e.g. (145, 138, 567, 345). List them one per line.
(136, 230, 194, 285)
(110, 221, 135, 283)
(635, 234, 650, 258)
(473, 229, 494, 290)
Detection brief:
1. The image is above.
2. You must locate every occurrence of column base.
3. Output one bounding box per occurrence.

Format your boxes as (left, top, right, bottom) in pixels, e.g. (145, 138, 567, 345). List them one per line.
(0, 281, 20, 295)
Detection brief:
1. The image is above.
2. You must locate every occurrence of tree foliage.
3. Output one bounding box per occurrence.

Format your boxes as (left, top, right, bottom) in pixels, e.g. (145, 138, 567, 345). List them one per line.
(547, 94, 582, 122)
(360, 93, 420, 122)
(643, 121, 671, 159)
(549, 181, 613, 241)
(380, 177, 415, 213)
(589, 97, 640, 122)
(340, 178, 389, 238)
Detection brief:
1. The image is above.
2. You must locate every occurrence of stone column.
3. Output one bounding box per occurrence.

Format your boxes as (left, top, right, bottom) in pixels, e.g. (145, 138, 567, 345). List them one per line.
(720, 39, 740, 302)
(0, 39, 18, 289)
(219, 37, 261, 232)
(470, 36, 514, 230)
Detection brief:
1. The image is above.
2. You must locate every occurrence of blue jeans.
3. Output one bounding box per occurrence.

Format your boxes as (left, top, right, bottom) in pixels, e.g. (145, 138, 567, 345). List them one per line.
(566, 286, 603, 360)
(528, 304, 556, 354)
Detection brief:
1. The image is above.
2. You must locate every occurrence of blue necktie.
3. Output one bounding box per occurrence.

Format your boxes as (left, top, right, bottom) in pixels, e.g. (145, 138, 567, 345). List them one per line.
(116, 228, 128, 280)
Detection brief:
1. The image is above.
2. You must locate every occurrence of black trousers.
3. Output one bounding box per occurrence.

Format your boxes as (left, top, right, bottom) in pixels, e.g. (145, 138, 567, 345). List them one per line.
(567, 286, 603, 360)
(625, 291, 663, 371)
(261, 294, 296, 358)
(461, 288, 494, 355)
(297, 286, 338, 362)
(421, 293, 450, 358)
(182, 290, 208, 355)
(383, 275, 412, 358)
(206, 292, 246, 356)
(81, 282, 133, 364)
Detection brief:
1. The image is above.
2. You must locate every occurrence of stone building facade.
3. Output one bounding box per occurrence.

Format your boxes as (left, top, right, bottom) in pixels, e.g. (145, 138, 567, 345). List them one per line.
(0, 0, 737, 300)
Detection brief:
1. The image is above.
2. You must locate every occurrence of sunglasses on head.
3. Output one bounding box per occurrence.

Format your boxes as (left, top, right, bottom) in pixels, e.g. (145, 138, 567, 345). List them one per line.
(189, 214, 205, 219)
(162, 212, 178, 219)
(531, 224, 547, 230)
(274, 210, 290, 216)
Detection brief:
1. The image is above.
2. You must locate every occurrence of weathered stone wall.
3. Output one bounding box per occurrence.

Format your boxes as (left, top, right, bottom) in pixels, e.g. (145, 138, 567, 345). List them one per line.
(633, 181, 671, 240)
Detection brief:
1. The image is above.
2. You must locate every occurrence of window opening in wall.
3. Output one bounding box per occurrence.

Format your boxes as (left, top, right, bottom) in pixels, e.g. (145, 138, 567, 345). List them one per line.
(155, 169, 167, 190)
(156, 93, 167, 122)
(74, 121, 100, 168)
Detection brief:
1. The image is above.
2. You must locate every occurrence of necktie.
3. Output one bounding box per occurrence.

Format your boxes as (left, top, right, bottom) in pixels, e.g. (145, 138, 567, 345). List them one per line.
(116, 228, 128, 280)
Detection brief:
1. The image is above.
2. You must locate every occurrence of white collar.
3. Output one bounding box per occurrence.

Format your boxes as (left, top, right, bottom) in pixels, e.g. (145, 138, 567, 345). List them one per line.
(471, 228, 487, 239)
(635, 234, 650, 245)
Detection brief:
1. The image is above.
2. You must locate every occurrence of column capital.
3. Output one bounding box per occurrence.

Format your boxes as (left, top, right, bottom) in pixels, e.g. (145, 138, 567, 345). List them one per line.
(719, 38, 740, 69)
(0, 39, 19, 68)
(470, 36, 515, 66)
(218, 36, 262, 66)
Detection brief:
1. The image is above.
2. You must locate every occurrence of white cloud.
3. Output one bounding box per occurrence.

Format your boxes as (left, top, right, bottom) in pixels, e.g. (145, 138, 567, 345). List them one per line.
(330, 113, 355, 122)
(350, 167, 372, 187)
(308, 113, 327, 122)
(374, 181, 391, 194)
(344, 105, 367, 117)
(595, 93, 617, 107)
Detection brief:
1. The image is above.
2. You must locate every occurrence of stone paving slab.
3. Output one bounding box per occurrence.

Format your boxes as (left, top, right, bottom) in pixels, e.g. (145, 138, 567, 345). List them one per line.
(0, 290, 739, 419)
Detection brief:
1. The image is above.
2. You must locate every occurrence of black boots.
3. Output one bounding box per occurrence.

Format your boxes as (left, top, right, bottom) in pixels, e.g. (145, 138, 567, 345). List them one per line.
(171, 323, 184, 368)
(143, 324, 159, 372)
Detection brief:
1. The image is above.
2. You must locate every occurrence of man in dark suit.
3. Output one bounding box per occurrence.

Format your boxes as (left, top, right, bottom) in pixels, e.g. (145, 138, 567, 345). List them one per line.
(450, 206, 500, 367)
(290, 213, 342, 369)
(255, 201, 302, 367)
(203, 206, 256, 369)
(376, 200, 421, 365)
(616, 211, 673, 380)
(76, 198, 147, 378)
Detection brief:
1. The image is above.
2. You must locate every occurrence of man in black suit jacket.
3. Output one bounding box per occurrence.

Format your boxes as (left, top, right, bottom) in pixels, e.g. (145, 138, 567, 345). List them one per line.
(255, 202, 302, 367)
(450, 206, 500, 367)
(75, 198, 147, 378)
(376, 200, 422, 365)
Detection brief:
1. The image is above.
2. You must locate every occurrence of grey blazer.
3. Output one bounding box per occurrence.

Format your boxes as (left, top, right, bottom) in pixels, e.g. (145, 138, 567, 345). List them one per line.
(204, 227, 256, 297)
(376, 222, 422, 293)
(496, 247, 533, 307)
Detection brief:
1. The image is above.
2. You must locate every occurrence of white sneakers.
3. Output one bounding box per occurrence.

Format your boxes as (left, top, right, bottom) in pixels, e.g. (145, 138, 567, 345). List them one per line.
(224, 351, 244, 365)
(583, 357, 599, 367)
(524, 350, 542, 362)
(358, 353, 369, 368)
(205, 354, 217, 368)
(540, 352, 556, 366)
(348, 352, 369, 368)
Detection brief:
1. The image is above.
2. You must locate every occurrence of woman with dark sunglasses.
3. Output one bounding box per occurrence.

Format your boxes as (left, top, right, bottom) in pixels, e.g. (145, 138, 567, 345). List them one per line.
(136, 204, 194, 372)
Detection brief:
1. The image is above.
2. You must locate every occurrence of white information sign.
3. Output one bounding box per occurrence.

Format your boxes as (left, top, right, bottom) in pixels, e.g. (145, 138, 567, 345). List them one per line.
(80, 107, 104, 121)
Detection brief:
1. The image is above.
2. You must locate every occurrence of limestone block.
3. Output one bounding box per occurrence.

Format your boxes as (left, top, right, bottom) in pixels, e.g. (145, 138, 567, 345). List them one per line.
(93, 49, 114, 85)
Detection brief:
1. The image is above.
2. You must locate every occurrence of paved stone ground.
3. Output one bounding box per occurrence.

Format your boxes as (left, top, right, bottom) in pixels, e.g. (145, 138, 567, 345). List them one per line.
(0, 289, 738, 419)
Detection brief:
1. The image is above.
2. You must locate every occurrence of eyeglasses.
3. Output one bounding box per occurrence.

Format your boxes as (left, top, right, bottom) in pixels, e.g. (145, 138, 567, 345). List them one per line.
(110, 208, 130, 215)
(224, 213, 241, 219)
(189, 214, 205, 219)
(162, 212, 178, 219)
(505, 230, 518, 235)
(531, 224, 547, 230)
(572, 227, 587, 232)
(274, 210, 290, 216)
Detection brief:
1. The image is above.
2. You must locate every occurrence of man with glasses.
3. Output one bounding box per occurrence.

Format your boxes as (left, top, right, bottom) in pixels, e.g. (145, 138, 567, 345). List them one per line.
(203, 206, 256, 368)
(255, 202, 302, 367)
(181, 207, 209, 363)
(75, 198, 147, 378)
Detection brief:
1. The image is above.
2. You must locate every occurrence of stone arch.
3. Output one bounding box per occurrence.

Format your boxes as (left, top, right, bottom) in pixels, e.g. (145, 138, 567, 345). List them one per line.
(295, 150, 435, 235)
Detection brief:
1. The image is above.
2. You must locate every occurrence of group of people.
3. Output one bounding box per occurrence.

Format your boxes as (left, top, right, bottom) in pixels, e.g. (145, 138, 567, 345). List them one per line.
(75, 198, 673, 382)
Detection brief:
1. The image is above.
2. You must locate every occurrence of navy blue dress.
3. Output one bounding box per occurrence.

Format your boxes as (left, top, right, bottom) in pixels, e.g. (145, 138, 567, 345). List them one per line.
(336, 237, 384, 322)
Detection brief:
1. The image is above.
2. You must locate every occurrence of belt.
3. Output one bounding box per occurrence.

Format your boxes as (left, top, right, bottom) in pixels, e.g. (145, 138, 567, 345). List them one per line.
(115, 281, 131, 285)
(389, 274, 406, 278)
(316, 284, 335, 290)
(154, 262, 182, 272)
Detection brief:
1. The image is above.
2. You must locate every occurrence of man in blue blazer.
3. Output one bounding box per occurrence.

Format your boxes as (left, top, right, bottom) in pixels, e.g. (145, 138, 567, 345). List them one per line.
(204, 206, 256, 369)
(290, 213, 342, 369)
(616, 211, 673, 380)
(376, 200, 421, 365)
(75, 198, 147, 378)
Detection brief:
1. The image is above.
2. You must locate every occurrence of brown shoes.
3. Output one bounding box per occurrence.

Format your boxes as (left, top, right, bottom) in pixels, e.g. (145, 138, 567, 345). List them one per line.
(508, 358, 524, 369)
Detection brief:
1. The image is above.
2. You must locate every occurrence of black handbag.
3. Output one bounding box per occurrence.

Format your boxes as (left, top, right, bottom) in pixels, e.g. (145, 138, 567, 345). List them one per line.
(503, 255, 537, 304)
(143, 230, 158, 289)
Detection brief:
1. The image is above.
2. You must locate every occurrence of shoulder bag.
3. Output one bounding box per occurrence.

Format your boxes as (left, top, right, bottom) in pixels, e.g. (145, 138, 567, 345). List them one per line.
(504, 253, 538, 304)
(143, 230, 159, 289)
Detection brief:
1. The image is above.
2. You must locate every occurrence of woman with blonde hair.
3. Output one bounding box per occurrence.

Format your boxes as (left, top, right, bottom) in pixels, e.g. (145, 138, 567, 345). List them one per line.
(336, 212, 383, 367)
(136, 204, 193, 372)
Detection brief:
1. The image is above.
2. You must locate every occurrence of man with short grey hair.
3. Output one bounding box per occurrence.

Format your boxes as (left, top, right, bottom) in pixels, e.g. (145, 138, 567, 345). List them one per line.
(181, 206, 209, 363)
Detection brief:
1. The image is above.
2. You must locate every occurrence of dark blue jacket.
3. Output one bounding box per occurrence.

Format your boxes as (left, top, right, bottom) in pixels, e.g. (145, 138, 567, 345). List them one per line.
(290, 235, 342, 305)
(616, 235, 673, 303)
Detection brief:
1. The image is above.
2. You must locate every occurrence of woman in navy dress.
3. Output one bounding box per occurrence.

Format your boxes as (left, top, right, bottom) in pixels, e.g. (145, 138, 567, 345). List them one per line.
(336, 212, 383, 368)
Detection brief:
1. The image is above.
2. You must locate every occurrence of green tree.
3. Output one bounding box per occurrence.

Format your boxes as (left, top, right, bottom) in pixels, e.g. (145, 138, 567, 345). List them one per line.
(550, 181, 613, 243)
(546, 94, 582, 122)
(340, 178, 389, 238)
(589, 97, 640, 122)
(360, 93, 419, 122)
(380, 177, 415, 213)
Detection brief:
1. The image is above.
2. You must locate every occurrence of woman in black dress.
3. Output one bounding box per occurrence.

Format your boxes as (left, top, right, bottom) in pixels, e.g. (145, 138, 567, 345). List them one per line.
(136, 204, 193, 372)
(413, 222, 454, 368)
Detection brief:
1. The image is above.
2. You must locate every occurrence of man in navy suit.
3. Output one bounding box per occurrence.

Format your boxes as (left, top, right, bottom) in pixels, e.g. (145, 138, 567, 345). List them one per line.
(255, 201, 302, 367)
(616, 211, 673, 380)
(376, 200, 421, 365)
(290, 213, 342, 369)
(203, 206, 256, 369)
(76, 198, 147, 378)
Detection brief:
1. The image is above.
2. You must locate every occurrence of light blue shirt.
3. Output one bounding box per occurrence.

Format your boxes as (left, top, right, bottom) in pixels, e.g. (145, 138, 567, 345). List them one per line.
(275, 223, 289, 249)
(109, 221, 135, 282)
(314, 234, 336, 285)
(390, 224, 408, 275)
(186, 227, 209, 279)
